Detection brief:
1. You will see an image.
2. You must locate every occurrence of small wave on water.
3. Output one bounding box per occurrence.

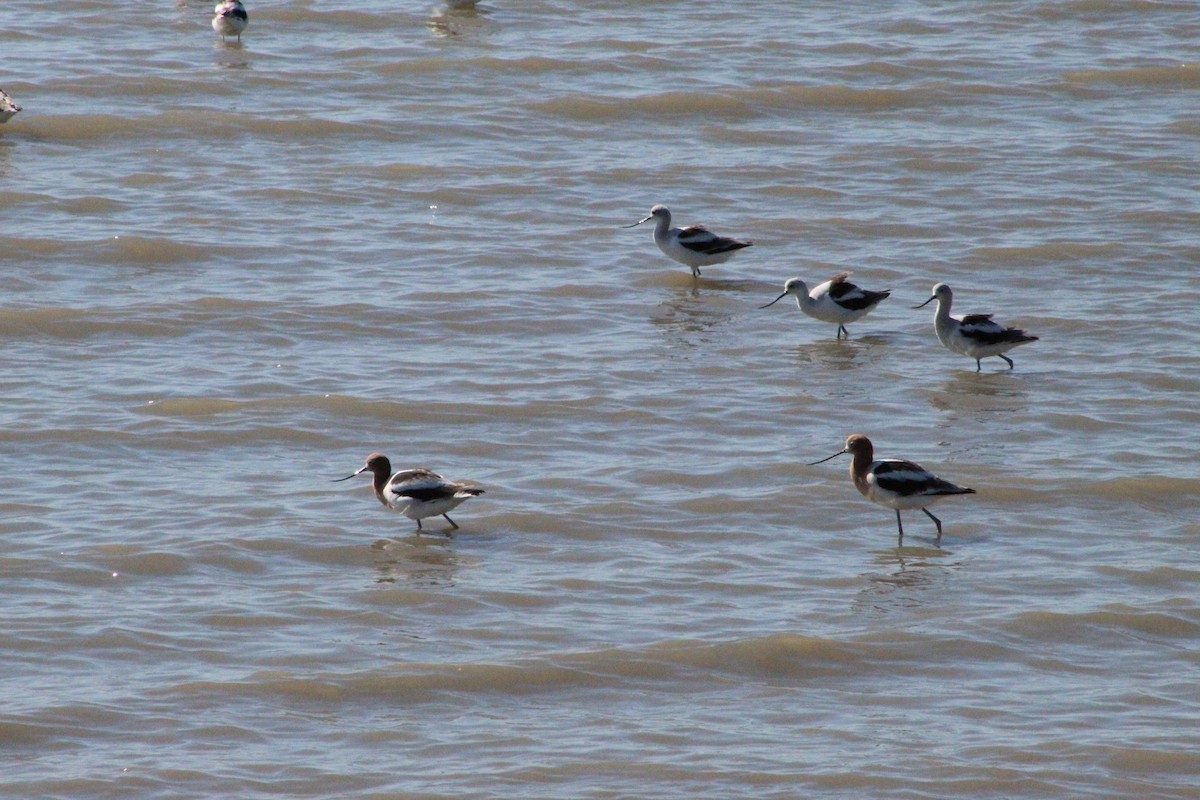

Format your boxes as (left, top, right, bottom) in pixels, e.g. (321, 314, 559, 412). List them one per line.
(0, 306, 179, 339)
(1063, 63, 1200, 88)
(16, 110, 387, 144)
(968, 241, 1127, 265)
(90, 234, 215, 265)
(528, 83, 922, 123)
(1003, 607, 1200, 642)
(157, 630, 1020, 704)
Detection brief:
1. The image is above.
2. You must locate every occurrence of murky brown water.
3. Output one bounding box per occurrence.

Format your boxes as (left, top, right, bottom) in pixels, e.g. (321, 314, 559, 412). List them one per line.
(2, 1, 1199, 797)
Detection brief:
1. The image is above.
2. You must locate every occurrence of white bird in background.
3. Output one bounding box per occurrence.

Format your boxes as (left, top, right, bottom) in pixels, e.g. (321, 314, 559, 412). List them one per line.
(212, 0, 249, 42)
(623, 205, 752, 277)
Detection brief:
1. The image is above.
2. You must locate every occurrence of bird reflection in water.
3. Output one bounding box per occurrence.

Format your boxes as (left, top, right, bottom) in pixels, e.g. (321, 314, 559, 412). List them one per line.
(787, 335, 892, 373)
(371, 536, 463, 588)
(214, 45, 250, 70)
(852, 549, 961, 616)
(651, 283, 737, 349)
(653, 277, 764, 344)
(927, 369, 1029, 416)
(428, 1, 491, 38)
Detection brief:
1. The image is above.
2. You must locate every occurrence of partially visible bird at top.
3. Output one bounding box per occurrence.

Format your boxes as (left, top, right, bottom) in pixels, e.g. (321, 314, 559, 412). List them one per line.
(212, 0, 249, 42)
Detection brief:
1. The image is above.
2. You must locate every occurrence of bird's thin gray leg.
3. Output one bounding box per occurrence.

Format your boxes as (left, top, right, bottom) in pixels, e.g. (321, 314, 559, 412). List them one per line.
(896, 510, 904, 547)
(1000, 354, 1014, 369)
(922, 507, 943, 546)
(443, 514, 459, 530)
(975, 358, 982, 372)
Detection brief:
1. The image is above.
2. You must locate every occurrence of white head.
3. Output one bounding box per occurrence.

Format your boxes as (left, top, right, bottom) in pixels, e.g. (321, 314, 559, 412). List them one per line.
(782, 277, 809, 295)
(760, 277, 808, 309)
(914, 282, 952, 309)
(623, 204, 671, 228)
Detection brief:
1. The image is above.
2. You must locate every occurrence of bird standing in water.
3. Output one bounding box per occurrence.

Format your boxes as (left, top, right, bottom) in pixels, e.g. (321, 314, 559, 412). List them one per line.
(334, 453, 484, 533)
(760, 273, 891, 338)
(810, 434, 975, 546)
(623, 205, 752, 277)
(914, 283, 1038, 371)
(212, 0, 249, 42)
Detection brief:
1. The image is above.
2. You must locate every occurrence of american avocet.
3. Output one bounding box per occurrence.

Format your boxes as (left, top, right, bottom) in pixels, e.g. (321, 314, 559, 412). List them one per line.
(914, 283, 1038, 371)
(334, 453, 484, 532)
(810, 434, 975, 546)
(212, 0, 249, 41)
(623, 205, 752, 277)
(760, 273, 891, 338)
(0, 89, 20, 124)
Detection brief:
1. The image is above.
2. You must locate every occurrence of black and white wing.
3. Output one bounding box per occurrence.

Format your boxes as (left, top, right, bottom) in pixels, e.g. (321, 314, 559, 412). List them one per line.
(676, 225, 752, 256)
(871, 459, 970, 498)
(958, 313, 1036, 345)
(827, 272, 890, 311)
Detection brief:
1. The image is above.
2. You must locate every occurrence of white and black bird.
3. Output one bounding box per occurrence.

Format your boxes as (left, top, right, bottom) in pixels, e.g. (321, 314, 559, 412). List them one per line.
(760, 273, 891, 337)
(623, 204, 752, 277)
(810, 434, 975, 546)
(915, 283, 1038, 371)
(0, 88, 20, 124)
(212, 0, 249, 42)
(334, 453, 485, 533)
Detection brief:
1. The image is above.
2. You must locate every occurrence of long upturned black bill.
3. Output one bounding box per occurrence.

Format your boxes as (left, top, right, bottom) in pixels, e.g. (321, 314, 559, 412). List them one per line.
(332, 466, 367, 482)
(912, 295, 936, 309)
(620, 216, 653, 228)
(807, 450, 847, 465)
(759, 291, 788, 309)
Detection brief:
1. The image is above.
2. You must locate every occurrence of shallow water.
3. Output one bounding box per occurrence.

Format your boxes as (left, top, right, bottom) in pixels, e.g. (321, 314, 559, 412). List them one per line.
(2, 1, 1200, 797)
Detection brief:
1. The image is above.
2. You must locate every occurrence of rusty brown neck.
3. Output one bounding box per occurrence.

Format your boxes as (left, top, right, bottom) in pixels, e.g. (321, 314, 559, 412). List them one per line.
(369, 459, 393, 506)
(850, 445, 874, 497)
